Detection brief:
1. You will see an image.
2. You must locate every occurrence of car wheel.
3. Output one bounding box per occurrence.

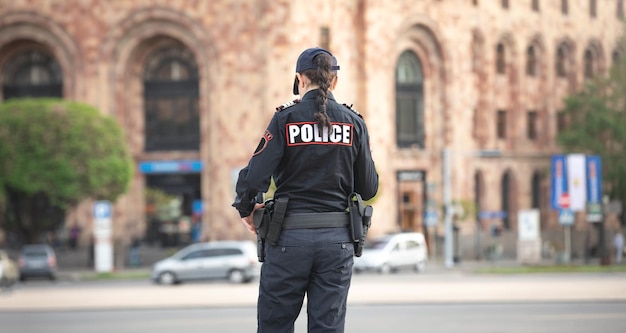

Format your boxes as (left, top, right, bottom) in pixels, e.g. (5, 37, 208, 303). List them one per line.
(228, 269, 245, 284)
(379, 263, 392, 275)
(157, 271, 177, 285)
(414, 260, 427, 273)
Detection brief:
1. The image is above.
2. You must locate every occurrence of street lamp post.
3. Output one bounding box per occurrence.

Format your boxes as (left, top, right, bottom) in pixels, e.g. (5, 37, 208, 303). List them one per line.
(443, 148, 454, 268)
(443, 149, 502, 268)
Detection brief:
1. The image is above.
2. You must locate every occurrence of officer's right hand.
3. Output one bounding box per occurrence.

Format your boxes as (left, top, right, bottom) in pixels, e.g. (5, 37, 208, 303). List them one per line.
(241, 203, 265, 234)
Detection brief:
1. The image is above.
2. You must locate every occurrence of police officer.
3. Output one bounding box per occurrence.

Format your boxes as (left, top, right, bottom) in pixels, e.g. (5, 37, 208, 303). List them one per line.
(232, 47, 378, 333)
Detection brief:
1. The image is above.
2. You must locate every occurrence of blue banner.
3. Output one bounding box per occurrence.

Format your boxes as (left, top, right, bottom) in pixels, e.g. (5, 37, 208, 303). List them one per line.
(550, 155, 568, 210)
(585, 155, 602, 204)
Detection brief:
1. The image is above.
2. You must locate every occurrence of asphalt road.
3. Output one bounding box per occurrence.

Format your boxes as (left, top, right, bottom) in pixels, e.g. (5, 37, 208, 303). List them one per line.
(2, 301, 626, 333)
(2, 271, 626, 332)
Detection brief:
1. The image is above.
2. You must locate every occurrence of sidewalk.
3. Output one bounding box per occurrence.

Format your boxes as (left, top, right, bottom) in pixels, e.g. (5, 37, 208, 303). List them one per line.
(3, 258, 626, 311)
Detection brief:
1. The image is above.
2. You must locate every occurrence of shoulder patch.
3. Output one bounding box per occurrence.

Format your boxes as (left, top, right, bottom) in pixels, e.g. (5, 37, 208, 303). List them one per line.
(276, 99, 300, 112)
(342, 103, 363, 119)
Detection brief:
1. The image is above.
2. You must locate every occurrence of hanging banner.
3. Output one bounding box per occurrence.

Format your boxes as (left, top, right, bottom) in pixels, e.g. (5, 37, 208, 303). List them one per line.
(550, 155, 568, 210)
(566, 154, 587, 212)
(586, 155, 603, 222)
(586, 156, 602, 204)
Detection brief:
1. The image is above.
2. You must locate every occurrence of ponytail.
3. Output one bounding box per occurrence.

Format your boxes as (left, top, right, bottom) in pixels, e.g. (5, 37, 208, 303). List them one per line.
(301, 53, 335, 131)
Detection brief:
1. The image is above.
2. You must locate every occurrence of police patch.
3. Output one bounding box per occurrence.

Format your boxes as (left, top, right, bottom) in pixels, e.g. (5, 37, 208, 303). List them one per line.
(286, 122, 353, 146)
(253, 130, 273, 156)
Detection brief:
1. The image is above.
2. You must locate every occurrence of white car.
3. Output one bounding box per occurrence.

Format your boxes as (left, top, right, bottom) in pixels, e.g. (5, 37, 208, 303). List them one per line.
(152, 241, 260, 285)
(353, 233, 428, 274)
(0, 250, 19, 287)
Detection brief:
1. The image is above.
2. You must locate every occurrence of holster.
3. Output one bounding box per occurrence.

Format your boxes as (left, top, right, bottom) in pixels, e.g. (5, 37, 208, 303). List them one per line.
(348, 192, 374, 257)
(252, 200, 272, 262)
(251, 197, 288, 262)
(266, 197, 288, 246)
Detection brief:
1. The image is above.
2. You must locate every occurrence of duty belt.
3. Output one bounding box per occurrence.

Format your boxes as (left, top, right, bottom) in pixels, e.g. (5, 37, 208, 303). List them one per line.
(282, 212, 350, 229)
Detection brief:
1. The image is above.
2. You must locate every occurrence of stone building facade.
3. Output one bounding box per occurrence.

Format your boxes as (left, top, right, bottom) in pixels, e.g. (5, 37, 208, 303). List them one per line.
(1, 0, 624, 257)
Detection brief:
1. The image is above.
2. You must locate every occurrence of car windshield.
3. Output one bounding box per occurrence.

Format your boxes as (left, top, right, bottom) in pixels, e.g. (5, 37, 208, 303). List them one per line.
(364, 239, 390, 250)
(23, 251, 48, 258)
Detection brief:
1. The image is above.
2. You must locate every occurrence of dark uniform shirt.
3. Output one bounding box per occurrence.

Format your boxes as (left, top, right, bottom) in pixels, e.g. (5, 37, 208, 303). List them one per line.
(233, 89, 378, 218)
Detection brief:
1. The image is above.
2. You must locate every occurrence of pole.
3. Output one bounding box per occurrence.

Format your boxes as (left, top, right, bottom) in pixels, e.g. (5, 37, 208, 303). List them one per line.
(475, 218, 482, 260)
(564, 225, 571, 264)
(443, 148, 454, 268)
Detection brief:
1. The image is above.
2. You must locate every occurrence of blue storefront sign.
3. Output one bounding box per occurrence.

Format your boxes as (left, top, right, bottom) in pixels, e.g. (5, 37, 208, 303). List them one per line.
(478, 211, 507, 219)
(139, 160, 203, 174)
(550, 155, 569, 210)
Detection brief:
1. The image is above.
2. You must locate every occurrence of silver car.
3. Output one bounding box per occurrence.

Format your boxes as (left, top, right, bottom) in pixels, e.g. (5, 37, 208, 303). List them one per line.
(152, 241, 260, 285)
(18, 244, 58, 281)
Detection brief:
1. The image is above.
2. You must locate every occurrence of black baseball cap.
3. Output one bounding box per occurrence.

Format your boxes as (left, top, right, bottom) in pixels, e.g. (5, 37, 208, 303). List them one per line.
(295, 47, 340, 73)
(293, 48, 340, 94)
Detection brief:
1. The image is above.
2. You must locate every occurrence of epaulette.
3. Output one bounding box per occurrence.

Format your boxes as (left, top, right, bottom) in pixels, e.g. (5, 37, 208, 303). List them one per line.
(276, 99, 300, 112)
(342, 103, 363, 119)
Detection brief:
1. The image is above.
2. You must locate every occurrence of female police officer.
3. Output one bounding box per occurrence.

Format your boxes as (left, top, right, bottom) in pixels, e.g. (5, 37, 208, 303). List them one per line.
(232, 47, 378, 333)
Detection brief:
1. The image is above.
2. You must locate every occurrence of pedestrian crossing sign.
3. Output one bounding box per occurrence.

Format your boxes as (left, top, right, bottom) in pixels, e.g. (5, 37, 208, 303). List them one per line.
(558, 209, 575, 226)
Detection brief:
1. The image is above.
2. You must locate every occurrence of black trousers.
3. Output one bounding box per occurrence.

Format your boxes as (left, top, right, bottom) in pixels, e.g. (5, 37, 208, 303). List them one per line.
(257, 227, 354, 333)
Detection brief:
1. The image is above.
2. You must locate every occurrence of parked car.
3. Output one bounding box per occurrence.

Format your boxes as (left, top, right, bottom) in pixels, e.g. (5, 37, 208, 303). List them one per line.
(353, 232, 428, 274)
(152, 240, 260, 285)
(0, 250, 19, 287)
(18, 244, 58, 281)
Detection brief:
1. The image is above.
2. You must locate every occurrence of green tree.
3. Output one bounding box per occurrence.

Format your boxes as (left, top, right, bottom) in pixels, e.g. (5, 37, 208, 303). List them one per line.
(0, 98, 133, 243)
(557, 38, 626, 221)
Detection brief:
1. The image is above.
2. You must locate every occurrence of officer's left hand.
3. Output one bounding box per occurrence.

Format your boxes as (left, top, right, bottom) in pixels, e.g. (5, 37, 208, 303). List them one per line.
(241, 203, 265, 234)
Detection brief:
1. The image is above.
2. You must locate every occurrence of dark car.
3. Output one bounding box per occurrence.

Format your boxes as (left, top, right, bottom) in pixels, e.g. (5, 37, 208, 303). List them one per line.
(19, 244, 58, 281)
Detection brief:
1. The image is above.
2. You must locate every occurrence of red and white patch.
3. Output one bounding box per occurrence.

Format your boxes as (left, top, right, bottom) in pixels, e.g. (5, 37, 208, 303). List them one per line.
(253, 130, 273, 156)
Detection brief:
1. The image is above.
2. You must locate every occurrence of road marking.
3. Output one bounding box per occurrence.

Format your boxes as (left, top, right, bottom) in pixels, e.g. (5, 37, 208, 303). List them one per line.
(534, 313, 626, 320)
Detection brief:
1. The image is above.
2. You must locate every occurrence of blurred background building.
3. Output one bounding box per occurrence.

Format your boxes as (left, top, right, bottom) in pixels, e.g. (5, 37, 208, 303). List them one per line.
(0, 0, 624, 261)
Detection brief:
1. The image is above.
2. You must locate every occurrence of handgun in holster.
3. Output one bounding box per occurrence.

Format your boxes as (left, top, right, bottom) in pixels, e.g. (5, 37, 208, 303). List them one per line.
(348, 192, 374, 257)
(252, 196, 288, 262)
(252, 198, 272, 262)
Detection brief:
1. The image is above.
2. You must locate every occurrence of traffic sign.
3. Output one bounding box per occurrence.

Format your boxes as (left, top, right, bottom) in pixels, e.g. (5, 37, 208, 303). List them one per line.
(93, 201, 113, 273)
(424, 210, 438, 227)
(558, 209, 575, 226)
(558, 193, 570, 209)
(93, 201, 111, 219)
(586, 203, 603, 223)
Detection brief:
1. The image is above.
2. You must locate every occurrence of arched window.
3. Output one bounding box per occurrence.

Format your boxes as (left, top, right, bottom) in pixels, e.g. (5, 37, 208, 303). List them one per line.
(474, 171, 484, 220)
(531, 171, 542, 209)
(143, 47, 200, 151)
(532, 0, 540, 12)
(556, 44, 567, 78)
(395, 50, 424, 148)
(496, 43, 506, 74)
(526, 45, 537, 77)
(584, 48, 595, 79)
(501, 171, 511, 229)
(2, 50, 63, 100)
(589, 0, 597, 18)
(612, 50, 622, 67)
